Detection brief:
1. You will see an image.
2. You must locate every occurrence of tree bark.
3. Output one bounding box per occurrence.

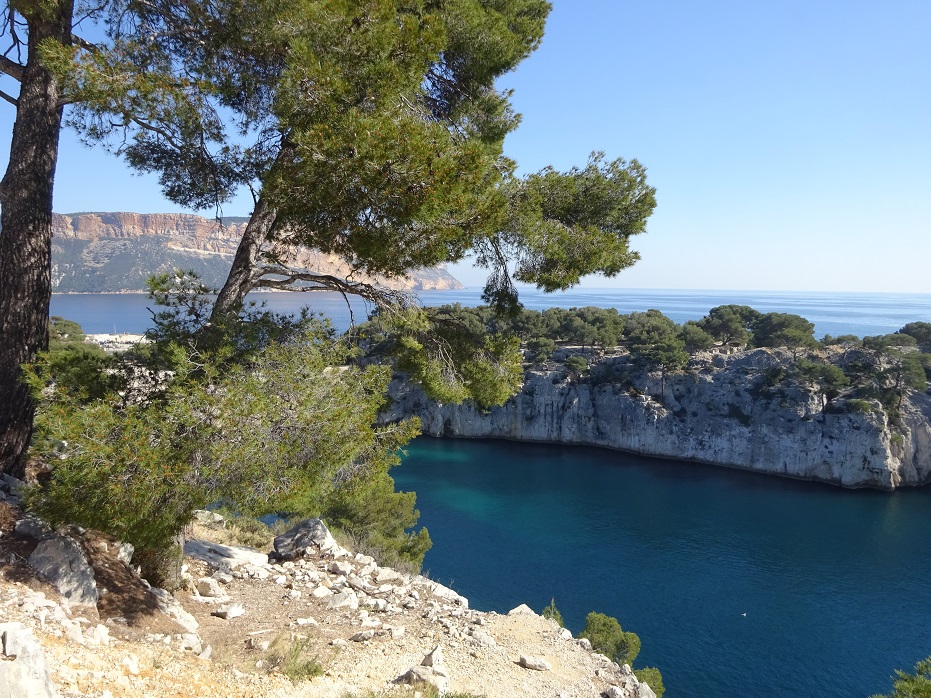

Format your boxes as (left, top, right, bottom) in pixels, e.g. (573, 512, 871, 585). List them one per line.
(210, 196, 277, 319)
(0, 2, 74, 477)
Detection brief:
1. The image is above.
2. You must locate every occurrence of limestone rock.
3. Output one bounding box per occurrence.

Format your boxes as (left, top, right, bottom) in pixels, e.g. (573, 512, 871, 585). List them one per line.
(422, 644, 444, 668)
(0, 622, 57, 698)
(400, 665, 450, 694)
(638, 683, 657, 698)
(115, 543, 134, 566)
(195, 577, 226, 598)
(518, 654, 551, 671)
(508, 604, 536, 616)
(468, 627, 497, 648)
(121, 654, 140, 676)
(325, 590, 359, 610)
(431, 581, 468, 607)
(192, 510, 225, 524)
(375, 567, 402, 584)
(212, 603, 245, 620)
(149, 588, 199, 632)
(13, 514, 54, 541)
(28, 536, 98, 607)
(328, 560, 353, 577)
(184, 539, 268, 569)
(385, 347, 931, 490)
(51, 212, 463, 293)
(273, 519, 340, 560)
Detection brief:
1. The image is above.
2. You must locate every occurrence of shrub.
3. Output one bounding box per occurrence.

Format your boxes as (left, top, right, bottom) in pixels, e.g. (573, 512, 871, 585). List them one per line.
(634, 667, 665, 697)
(266, 633, 323, 681)
(870, 655, 931, 698)
(565, 355, 589, 374)
(577, 611, 641, 665)
(542, 598, 564, 627)
(26, 326, 420, 586)
(847, 399, 875, 414)
(318, 464, 432, 572)
(526, 337, 557, 363)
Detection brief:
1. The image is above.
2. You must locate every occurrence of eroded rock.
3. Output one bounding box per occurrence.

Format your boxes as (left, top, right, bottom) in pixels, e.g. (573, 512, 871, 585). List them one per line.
(0, 622, 57, 698)
(28, 536, 98, 608)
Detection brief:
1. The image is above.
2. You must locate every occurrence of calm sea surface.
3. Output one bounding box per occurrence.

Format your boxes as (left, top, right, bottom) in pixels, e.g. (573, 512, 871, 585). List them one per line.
(52, 288, 931, 697)
(50, 287, 931, 338)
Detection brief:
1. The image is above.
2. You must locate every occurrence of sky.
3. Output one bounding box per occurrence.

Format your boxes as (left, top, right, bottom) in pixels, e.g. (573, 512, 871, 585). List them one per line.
(2, 0, 930, 293)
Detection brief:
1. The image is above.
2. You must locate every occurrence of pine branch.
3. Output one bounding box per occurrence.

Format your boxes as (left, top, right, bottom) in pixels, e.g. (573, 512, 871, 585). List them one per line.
(0, 54, 23, 81)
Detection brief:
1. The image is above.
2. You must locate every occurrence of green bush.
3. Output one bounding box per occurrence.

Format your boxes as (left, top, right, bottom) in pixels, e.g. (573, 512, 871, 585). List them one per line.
(26, 326, 420, 586)
(847, 399, 875, 414)
(266, 633, 323, 681)
(577, 611, 641, 665)
(565, 355, 588, 374)
(318, 464, 432, 572)
(634, 667, 665, 697)
(542, 598, 564, 627)
(871, 656, 931, 698)
(526, 337, 557, 363)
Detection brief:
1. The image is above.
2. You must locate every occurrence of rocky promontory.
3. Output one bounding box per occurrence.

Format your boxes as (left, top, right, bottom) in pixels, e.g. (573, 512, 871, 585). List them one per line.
(0, 476, 656, 698)
(51, 212, 463, 293)
(385, 347, 931, 490)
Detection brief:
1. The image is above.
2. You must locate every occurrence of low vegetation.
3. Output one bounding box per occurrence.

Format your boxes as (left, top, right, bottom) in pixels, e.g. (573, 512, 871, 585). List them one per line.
(26, 278, 430, 586)
(871, 656, 931, 698)
(578, 611, 641, 666)
(540, 600, 664, 697)
(265, 633, 324, 682)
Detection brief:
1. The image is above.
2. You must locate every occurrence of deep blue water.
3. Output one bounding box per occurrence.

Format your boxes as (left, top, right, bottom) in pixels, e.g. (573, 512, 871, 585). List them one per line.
(395, 438, 931, 698)
(51, 288, 931, 696)
(50, 287, 931, 338)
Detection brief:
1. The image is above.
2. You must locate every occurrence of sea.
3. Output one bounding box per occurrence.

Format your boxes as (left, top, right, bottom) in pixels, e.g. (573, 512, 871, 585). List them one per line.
(51, 287, 931, 698)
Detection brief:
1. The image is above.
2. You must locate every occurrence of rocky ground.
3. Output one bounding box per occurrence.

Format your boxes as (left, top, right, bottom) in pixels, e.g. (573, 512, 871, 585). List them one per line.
(0, 474, 655, 698)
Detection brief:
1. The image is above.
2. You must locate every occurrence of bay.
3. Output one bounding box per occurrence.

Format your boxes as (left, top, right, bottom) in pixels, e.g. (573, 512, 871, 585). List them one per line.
(395, 437, 931, 698)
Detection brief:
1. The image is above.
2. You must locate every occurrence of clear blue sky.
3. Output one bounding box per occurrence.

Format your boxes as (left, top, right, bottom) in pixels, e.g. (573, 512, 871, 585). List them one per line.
(2, 0, 929, 292)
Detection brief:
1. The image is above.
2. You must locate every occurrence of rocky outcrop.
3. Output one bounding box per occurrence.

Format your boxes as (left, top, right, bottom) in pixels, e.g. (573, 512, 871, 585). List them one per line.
(0, 503, 658, 697)
(385, 348, 931, 490)
(0, 623, 57, 698)
(50, 212, 463, 293)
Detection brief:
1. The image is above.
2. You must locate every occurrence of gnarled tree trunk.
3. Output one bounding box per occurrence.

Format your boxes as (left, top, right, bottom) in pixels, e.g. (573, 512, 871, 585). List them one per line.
(210, 196, 277, 319)
(0, 1, 74, 477)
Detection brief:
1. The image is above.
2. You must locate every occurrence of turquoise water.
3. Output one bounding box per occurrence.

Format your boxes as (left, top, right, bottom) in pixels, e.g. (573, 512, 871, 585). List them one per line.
(395, 438, 931, 698)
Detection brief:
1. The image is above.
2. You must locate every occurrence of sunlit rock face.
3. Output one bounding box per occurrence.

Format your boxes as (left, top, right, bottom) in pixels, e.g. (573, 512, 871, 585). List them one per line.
(386, 348, 931, 490)
(50, 212, 463, 293)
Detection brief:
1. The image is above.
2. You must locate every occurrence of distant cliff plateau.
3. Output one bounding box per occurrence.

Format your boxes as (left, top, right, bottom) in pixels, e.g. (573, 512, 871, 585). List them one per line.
(51, 212, 463, 293)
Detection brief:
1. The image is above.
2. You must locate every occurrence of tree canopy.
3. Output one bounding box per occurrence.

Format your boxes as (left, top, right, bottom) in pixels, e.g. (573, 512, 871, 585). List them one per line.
(52, 0, 656, 315)
(0, 0, 659, 473)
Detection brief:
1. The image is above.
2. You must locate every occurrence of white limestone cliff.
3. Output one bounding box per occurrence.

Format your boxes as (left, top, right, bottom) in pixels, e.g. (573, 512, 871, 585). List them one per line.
(385, 348, 931, 490)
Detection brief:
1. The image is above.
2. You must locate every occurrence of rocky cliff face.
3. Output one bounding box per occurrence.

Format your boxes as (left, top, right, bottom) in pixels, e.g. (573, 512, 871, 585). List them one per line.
(385, 348, 931, 490)
(51, 212, 463, 293)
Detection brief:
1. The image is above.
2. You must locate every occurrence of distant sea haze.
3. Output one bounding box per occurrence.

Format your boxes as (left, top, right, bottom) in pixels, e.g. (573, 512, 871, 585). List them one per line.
(50, 287, 931, 337)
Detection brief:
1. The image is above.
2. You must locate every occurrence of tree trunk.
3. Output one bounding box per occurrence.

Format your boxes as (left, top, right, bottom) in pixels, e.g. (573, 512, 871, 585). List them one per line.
(0, 2, 74, 477)
(210, 196, 277, 319)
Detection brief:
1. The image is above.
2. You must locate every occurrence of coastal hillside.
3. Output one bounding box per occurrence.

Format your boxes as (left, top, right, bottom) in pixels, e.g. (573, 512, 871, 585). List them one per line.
(0, 482, 657, 698)
(50, 212, 463, 293)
